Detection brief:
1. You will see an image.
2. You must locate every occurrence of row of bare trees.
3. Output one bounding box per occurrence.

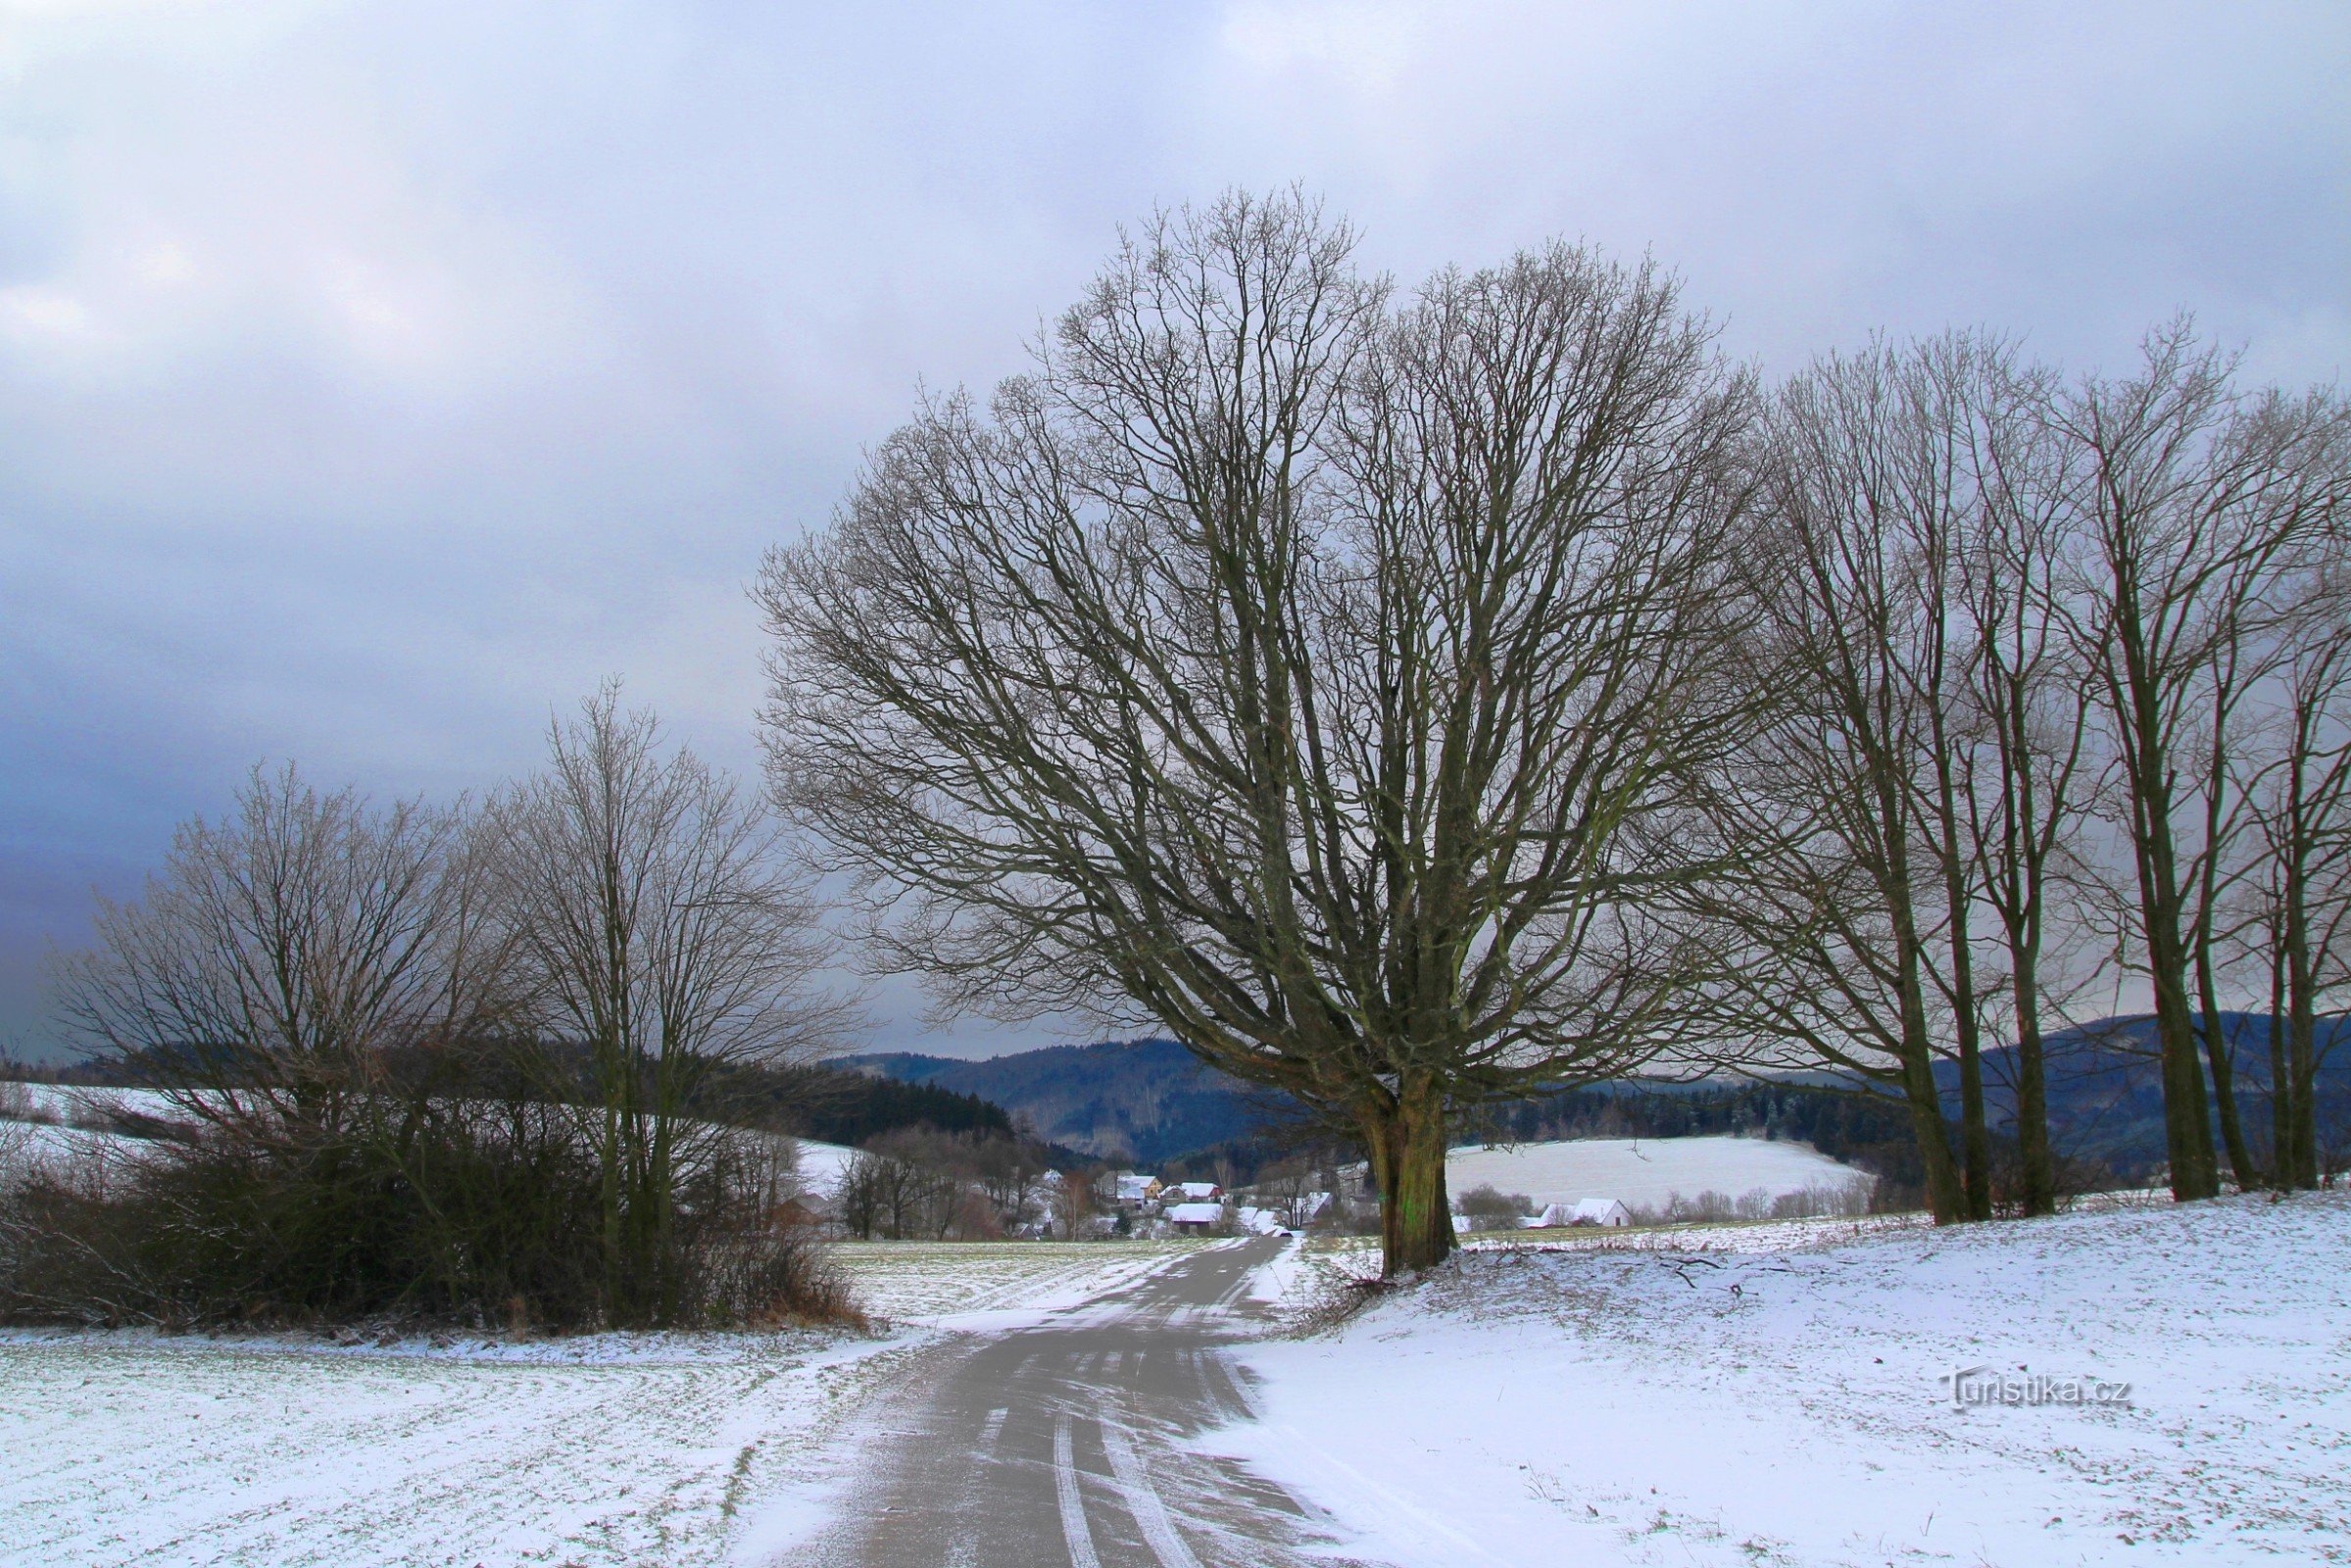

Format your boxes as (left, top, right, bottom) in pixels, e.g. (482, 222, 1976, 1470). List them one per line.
(22, 685, 843, 1327)
(757, 191, 2349, 1275)
(1699, 327, 2351, 1220)
(25, 194, 2335, 1293)
(830, 1127, 1054, 1241)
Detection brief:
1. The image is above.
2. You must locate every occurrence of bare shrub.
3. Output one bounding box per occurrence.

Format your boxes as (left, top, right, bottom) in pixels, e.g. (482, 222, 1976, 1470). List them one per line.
(1453, 1184, 1534, 1231)
(1767, 1181, 1875, 1220)
(0, 1048, 858, 1332)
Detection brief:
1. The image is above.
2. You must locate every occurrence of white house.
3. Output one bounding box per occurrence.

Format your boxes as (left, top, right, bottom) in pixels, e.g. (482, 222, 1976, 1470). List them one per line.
(1165, 1201, 1225, 1232)
(1169, 1181, 1222, 1201)
(1529, 1197, 1632, 1228)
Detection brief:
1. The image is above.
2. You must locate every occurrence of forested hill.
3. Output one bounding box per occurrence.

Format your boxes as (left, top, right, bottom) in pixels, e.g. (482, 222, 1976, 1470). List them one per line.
(835, 1038, 1272, 1167)
(844, 1012, 2348, 1188)
(1934, 1012, 2351, 1173)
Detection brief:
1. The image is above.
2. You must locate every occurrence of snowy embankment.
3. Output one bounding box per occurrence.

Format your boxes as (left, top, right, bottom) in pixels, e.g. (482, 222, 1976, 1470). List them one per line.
(0, 1239, 1200, 1566)
(1225, 1193, 2350, 1566)
(1447, 1134, 1868, 1212)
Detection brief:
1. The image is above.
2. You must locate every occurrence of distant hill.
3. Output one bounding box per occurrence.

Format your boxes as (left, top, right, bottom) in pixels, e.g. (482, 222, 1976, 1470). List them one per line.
(836, 1011, 2350, 1186)
(834, 1038, 1282, 1168)
(1938, 1012, 2351, 1175)
(710, 1061, 1018, 1149)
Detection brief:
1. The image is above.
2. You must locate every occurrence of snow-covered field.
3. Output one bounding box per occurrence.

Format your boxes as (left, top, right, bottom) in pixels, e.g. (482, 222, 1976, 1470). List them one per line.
(1224, 1191, 2351, 1566)
(791, 1136, 859, 1195)
(0, 1238, 1206, 1566)
(831, 1238, 1210, 1325)
(1447, 1134, 1869, 1212)
(0, 1324, 905, 1567)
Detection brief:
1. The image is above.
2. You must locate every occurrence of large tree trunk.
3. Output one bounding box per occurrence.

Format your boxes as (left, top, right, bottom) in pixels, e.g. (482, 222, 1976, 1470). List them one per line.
(1956, 1028, 1992, 1218)
(2133, 816, 2221, 1200)
(2285, 875, 2321, 1189)
(1896, 1044, 1969, 1223)
(2195, 952, 2257, 1191)
(1363, 1079, 1454, 1276)
(2010, 941, 2058, 1217)
(1888, 868, 1971, 1224)
(1941, 880, 1992, 1218)
(2267, 961, 2296, 1193)
(2148, 953, 2220, 1200)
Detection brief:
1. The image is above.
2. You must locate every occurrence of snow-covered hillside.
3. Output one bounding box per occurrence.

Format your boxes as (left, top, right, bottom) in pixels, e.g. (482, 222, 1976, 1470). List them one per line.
(0, 1084, 860, 1202)
(1225, 1192, 2351, 1566)
(791, 1136, 859, 1195)
(1446, 1134, 1867, 1212)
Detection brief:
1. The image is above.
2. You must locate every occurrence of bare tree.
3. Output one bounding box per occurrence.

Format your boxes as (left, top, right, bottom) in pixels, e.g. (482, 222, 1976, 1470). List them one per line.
(2235, 559, 2351, 1188)
(53, 763, 504, 1136)
(1695, 339, 1998, 1223)
(1948, 352, 2104, 1216)
(2054, 326, 2350, 1200)
(832, 1150, 888, 1240)
(491, 684, 836, 1323)
(758, 193, 1755, 1275)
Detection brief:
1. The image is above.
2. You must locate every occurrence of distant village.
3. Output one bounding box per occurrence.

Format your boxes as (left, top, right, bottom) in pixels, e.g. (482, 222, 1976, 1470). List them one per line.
(1088, 1169, 1631, 1241)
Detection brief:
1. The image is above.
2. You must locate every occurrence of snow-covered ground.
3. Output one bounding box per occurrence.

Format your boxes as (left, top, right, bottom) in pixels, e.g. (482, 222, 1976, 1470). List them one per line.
(5, 1083, 184, 1126)
(831, 1238, 1209, 1326)
(1222, 1192, 2351, 1566)
(0, 1238, 1210, 1566)
(1447, 1134, 1868, 1212)
(0, 1324, 904, 1567)
(791, 1135, 859, 1195)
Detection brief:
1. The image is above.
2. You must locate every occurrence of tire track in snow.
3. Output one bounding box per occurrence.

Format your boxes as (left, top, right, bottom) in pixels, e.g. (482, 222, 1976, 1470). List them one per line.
(1100, 1413, 1203, 1568)
(1053, 1414, 1102, 1568)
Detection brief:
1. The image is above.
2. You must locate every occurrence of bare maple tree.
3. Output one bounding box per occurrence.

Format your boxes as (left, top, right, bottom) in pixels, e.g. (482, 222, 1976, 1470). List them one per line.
(1947, 352, 2105, 1216)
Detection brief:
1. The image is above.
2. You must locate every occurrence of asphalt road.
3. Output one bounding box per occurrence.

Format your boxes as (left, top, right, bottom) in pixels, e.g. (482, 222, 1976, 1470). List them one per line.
(775, 1236, 1384, 1568)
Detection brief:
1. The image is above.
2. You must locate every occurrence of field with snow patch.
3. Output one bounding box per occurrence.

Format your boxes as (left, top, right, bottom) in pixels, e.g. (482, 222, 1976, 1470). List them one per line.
(1224, 1191, 2351, 1566)
(1446, 1134, 1868, 1212)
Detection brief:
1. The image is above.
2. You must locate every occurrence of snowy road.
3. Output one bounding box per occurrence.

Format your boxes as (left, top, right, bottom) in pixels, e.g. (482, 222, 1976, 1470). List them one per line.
(773, 1235, 1378, 1568)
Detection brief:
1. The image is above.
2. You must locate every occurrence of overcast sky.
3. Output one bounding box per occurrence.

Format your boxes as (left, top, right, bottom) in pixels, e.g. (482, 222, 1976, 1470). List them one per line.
(3, 0, 2345, 1059)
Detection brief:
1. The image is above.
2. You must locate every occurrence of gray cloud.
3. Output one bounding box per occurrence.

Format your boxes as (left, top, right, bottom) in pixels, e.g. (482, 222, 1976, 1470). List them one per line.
(3, 0, 2344, 1056)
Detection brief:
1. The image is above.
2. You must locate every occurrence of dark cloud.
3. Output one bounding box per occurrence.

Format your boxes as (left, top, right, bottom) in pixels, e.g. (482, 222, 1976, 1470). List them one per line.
(3, 0, 2344, 1056)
